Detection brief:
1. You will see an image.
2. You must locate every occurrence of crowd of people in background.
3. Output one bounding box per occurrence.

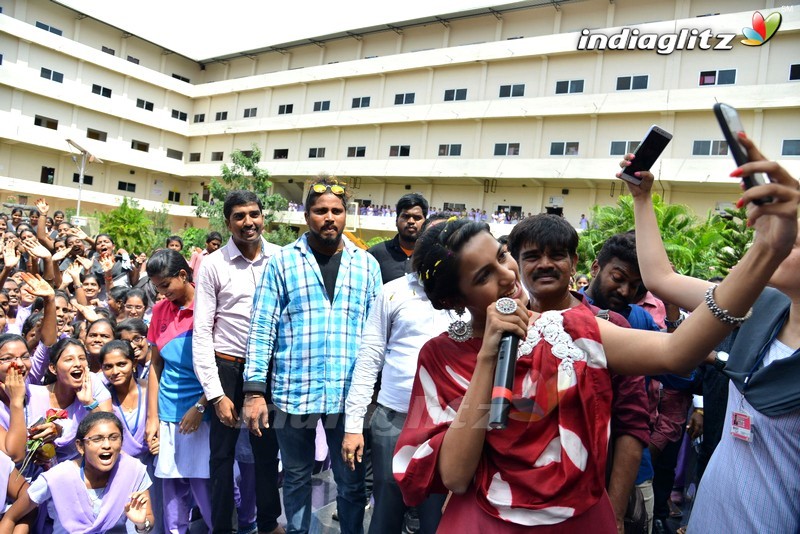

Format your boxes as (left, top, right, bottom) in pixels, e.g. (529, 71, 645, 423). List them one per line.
(0, 133, 795, 534)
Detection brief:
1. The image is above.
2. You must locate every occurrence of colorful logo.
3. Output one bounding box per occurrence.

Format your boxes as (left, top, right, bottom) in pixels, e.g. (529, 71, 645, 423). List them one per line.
(741, 11, 782, 46)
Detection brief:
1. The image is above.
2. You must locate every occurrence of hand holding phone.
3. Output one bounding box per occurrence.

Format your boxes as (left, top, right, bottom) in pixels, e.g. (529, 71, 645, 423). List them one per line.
(619, 125, 673, 185)
(713, 103, 769, 194)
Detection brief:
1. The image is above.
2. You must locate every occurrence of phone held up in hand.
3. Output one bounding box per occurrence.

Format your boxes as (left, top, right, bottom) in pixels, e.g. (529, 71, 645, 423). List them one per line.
(713, 102, 770, 194)
(619, 125, 673, 185)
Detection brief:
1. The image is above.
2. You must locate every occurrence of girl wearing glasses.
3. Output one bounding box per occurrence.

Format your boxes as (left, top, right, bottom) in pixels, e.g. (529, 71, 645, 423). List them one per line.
(0, 411, 155, 533)
(121, 289, 150, 325)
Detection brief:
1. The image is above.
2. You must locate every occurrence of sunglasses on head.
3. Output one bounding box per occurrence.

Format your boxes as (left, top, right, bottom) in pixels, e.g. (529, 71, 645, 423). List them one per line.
(311, 183, 345, 196)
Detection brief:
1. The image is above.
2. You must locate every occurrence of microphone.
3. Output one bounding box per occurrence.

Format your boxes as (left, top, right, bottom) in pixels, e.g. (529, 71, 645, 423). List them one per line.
(488, 333, 519, 430)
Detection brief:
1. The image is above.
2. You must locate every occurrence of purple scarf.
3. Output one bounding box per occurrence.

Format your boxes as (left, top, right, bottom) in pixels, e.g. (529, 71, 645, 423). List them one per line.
(110, 385, 148, 458)
(39, 452, 146, 533)
(0, 451, 12, 505)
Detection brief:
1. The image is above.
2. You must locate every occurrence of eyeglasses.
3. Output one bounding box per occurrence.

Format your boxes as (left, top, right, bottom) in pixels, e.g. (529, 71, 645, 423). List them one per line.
(124, 305, 145, 311)
(83, 433, 122, 445)
(311, 183, 345, 196)
(0, 354, 30, 364)
(125, 336, 145, 344)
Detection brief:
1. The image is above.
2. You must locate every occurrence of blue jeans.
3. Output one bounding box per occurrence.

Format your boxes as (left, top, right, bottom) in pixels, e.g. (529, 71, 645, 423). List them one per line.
(369, 404, 445, 534)
(274, 408, 366, 534)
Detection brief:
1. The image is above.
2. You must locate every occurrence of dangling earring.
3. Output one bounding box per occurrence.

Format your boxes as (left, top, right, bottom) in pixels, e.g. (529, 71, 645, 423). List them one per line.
(447, 308, 473, 342)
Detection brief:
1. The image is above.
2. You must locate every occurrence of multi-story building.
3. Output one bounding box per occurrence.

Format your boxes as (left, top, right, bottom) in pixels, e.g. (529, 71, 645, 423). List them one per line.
(0, 0, 798, 234)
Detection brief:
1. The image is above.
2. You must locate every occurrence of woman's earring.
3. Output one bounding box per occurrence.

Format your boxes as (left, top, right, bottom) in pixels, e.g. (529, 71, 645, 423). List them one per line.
(447, 308, 473, 342)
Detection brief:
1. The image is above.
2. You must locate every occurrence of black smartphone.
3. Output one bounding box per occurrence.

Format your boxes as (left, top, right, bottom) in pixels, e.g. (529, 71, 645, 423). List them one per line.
(619, 125, 673, 185)
(713, 103, 769, 190)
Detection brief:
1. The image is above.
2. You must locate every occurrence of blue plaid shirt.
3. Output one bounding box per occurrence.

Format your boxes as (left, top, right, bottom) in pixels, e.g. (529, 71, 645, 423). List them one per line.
(244, 233, 382, 415)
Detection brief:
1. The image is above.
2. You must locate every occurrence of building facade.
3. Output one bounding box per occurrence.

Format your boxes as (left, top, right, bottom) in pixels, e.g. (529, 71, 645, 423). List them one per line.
(0, 0, 798, 232)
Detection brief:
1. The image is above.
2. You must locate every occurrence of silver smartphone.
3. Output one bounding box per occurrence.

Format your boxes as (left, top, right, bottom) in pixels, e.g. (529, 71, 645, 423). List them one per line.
(619, 125, 673, 185)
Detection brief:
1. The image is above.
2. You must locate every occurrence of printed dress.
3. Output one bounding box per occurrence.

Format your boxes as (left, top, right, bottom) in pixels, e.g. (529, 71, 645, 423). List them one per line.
(394, 305, 615, 531)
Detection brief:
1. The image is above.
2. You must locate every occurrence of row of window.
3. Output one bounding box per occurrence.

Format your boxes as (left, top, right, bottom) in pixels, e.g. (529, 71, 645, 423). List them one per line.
(31, 111, 800, 159)
(40, 168, 187, 200)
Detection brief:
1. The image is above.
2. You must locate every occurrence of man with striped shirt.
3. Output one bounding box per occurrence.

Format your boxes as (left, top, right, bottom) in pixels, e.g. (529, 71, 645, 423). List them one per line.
(244, 178, 382, 534)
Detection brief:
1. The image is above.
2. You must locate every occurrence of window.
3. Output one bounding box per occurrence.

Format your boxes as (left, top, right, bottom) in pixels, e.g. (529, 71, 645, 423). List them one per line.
(389, 145, 411, 157)
(101, 46, 115, 56)
(550, 142, 580, 156)
(494, 143, 521, 156)
(171, 109, 188, 121)
(92, 84, 112, 98)
(782, 140, 800, 156)
(34, 115, 58, 130)
(308, 147, 326, 158)
(313, 100, 331, 112)
(347, 146, 366, 158)
(193, 114, 205, 123)
(790, 64, 800, 81)
(167, 191, 181, 203)
(172, 73, 190, 83)
(35, 21, 62, 36)
(616, 75, 649, 90)
(130, 140, 149, 152)
(352, 97, 371, 108)
(40, 67, 64, 83)
(394, 93, 415, 105)
(499, 84, 525, 97)
(692, 140, 728, 156)
(241, 150, 254, 159)
(609, 140, 640, 156)
(127, 55, 140, 65)
(136, 99, 154, 111)
(278, 104, 294, 115)
(118, 181, 136, 193)
(189, 152, 201, 162)
(40, 167, 55, 185)
(273, 149, 289, 159)
(243, 107, 257, 118)
(438, 144, 462, 156)
(87, 128, 107, 142)
(211, 151, 224, 162)
(699, 69, 736, 86)
(72, 173, 93, 186)
(166, 149, 183, 160)
(215, 111, 228, 121)
(0, 54, 3, 65)
(555, 79, 585, 94)
(444, 88, 467, 101)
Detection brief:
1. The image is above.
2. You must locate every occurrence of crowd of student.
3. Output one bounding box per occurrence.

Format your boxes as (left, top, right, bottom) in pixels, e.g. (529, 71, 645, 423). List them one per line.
(0, 132, 796, 534)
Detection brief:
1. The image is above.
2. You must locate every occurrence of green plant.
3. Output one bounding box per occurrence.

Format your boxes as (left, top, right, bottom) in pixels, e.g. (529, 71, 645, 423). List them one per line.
(263, 224, 298, 246)
(180, 227, 209, 255)
(97, 198, 155, 254)
(577, 194, 730, 279)
(194, 145, 288, 234)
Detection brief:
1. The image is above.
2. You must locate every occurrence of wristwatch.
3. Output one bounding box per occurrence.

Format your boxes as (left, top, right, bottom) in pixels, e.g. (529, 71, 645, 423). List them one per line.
(194, 402, 205, 414)
(714, 351, 729, 372)
(664, 311, 686, 329)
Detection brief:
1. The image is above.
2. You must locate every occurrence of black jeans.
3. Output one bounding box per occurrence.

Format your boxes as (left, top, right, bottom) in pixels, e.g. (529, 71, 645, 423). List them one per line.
(209, 358, 282, 533)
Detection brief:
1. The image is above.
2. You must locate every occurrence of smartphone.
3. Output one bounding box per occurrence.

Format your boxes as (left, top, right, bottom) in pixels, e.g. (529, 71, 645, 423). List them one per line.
(619, 125, 673, 185)
(713, 103, 769, 191)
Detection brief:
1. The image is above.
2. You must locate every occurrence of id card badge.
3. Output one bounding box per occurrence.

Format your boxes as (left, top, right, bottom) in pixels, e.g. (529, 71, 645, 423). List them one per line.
(731, 410, 753, 442)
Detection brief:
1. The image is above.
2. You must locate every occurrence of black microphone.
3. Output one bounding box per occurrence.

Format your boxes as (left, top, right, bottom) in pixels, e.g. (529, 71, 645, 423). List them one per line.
(488, 333, 519, 430)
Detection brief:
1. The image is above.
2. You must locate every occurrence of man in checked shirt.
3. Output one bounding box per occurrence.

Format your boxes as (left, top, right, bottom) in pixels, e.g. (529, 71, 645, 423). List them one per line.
(244, 177, 382, 534)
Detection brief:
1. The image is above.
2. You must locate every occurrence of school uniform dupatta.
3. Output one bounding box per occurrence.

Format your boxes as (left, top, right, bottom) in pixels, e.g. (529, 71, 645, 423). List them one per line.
(394, 305, 613, 527)
(38, 452, 146, 533)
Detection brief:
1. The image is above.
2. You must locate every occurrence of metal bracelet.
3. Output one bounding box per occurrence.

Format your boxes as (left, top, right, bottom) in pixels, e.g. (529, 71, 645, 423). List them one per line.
(704, 285, 752, 326)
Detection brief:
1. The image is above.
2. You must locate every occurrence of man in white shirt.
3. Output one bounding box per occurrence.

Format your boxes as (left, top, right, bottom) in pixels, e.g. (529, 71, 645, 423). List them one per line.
(342, 215, 451, 534)
(193, 190, 284, 534)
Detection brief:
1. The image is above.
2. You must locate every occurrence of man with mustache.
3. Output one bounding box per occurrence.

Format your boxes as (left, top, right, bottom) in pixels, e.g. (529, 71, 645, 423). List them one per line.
(368, 193, 428, 284)
(244, 177, 382, 534)
(508, 215, 651, 534)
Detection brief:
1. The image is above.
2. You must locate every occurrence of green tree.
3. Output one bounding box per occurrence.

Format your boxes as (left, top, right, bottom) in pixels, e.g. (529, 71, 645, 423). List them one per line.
(711, 207, 754, 277)
(180, 227, 209, 257)
(98, 198, 155, 254)
(194, 146, 289, 238)
(577, 194, 721, 279)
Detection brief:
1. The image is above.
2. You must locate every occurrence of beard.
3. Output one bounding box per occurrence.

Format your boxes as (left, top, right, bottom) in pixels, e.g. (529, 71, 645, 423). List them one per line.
(311, 226, 343, 250)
